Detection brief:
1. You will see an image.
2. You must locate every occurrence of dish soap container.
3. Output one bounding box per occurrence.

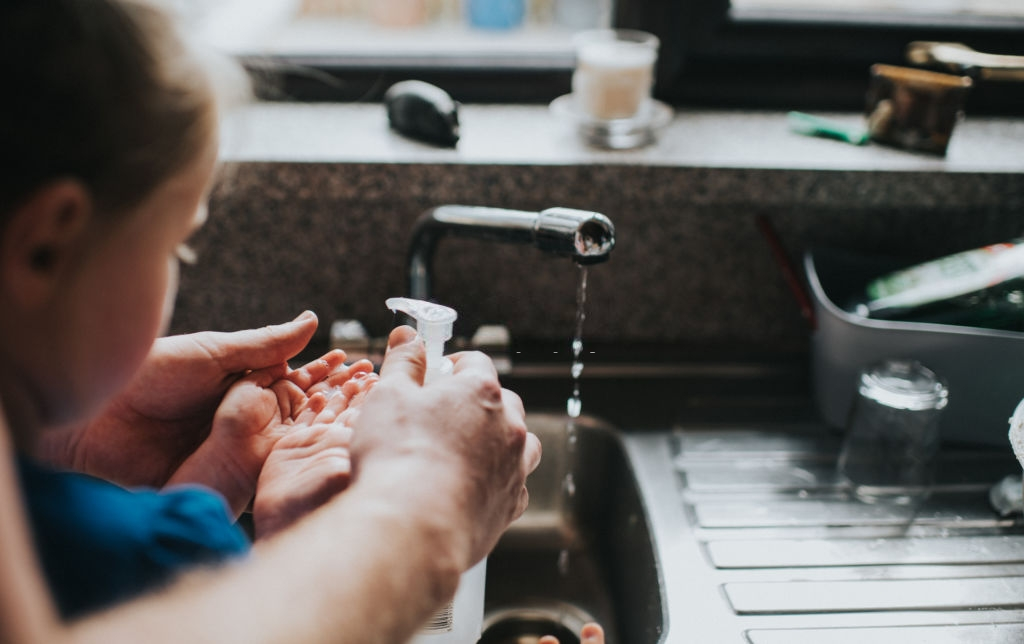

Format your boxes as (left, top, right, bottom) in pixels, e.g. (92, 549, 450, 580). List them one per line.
(385, 297, 487, 644)
(851, 239, 1024, 330)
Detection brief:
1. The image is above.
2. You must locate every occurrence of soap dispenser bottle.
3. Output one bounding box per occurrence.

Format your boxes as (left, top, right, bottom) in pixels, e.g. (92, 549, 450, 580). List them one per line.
(385, 297, 487, 644)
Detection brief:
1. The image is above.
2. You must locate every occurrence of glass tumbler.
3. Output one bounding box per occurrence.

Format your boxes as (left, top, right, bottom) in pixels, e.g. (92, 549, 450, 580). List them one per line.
(837, 359, 949, 504)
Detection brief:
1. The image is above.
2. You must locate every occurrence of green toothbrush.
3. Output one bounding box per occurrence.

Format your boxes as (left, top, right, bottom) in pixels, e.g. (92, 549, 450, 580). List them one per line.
(787, 110, 870, 145)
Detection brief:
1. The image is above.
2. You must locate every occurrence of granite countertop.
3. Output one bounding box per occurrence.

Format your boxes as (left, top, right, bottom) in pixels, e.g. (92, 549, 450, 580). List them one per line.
(174, 102, 1024, 362)
(221, 102, 1024, 173)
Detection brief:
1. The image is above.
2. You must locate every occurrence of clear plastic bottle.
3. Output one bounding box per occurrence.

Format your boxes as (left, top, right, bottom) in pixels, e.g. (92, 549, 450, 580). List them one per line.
(385, 297, 487, 644)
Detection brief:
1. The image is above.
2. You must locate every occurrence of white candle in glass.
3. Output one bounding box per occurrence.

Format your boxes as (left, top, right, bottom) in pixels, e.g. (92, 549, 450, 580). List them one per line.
(572, 30, 658, 121)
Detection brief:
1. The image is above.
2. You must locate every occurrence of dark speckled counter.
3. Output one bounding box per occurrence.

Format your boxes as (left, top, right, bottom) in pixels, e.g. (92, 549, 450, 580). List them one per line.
(171, 104, 1024, 359)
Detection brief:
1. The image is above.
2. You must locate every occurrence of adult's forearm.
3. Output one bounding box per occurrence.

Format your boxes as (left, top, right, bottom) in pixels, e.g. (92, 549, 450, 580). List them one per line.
(67, 473, 462, 644)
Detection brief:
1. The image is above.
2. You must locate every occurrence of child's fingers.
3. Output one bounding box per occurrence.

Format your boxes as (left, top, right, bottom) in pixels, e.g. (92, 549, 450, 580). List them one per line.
(306, 359, 375, 401)
(296, 372, 378, 423)
(313, 384, 366, 422)
(278, 380, 312, 419)
(286, 350, 348, 390)
(322, 359, 375, 389)
(305, 391, 328, 415)
(312, 394, 344, 424)
(340, 370, 378, 401)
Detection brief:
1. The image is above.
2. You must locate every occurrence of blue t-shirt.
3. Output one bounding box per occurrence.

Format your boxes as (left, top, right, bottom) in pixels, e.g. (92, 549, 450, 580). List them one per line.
(17, 457, 250, 618)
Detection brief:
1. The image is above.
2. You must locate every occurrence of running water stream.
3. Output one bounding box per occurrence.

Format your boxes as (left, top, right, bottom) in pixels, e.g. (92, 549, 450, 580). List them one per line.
(559, 265, 588, 577)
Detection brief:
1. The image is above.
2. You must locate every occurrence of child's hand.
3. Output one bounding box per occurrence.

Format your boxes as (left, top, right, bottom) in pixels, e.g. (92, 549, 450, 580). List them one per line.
(167, 353, 376, 517)
(253, 374, 376, 539)
(539, 623, 604, 644)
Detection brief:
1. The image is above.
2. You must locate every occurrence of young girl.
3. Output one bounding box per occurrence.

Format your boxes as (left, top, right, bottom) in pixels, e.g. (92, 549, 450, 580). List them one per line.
(0, 1, 543, 642)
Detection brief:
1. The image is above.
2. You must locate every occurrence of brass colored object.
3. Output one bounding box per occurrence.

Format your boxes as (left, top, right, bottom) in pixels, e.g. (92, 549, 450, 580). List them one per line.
(906, 41, 1024, 82)
(865, 63, 972, 155)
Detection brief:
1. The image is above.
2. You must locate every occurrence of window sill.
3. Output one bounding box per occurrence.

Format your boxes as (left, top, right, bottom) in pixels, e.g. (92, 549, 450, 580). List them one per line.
(221, 102, 1024, 174)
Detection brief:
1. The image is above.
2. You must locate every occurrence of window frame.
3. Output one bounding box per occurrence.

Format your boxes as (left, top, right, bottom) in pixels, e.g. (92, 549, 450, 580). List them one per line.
(616, 0, 1024, 114)
(246, 0, 1024, 114)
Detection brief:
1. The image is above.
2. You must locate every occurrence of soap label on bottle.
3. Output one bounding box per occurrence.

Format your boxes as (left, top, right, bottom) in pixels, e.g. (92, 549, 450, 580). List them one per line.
(421, 601, 454, 633)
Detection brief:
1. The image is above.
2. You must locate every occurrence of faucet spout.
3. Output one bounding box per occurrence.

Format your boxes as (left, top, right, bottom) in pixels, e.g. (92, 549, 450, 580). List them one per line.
(408, 205, 615, 300)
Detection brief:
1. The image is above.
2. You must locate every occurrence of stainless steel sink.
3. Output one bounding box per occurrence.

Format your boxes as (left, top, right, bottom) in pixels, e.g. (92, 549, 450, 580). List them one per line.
(634, 423, 1024, 643)
(482, 413, 665, 644)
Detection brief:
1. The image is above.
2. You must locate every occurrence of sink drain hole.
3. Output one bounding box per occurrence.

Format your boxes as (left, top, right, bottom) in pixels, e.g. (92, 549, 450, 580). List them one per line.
(480, 603, 596, 644)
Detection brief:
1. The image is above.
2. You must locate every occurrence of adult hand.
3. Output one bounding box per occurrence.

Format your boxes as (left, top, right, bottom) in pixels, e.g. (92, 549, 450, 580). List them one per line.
(36, 312, 320, 488)
(348, 326, 542, 571)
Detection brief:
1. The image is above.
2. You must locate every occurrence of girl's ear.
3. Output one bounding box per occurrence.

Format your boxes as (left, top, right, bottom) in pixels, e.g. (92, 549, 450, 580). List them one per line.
(1, 180, 93, 311)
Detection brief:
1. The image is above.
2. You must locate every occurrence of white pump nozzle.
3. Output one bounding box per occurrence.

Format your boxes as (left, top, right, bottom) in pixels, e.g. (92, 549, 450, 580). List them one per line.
(385, 297, 457, 378)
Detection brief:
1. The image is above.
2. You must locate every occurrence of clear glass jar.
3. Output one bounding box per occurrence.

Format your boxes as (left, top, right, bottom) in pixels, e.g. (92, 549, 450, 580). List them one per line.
(837, 359, 949, 505)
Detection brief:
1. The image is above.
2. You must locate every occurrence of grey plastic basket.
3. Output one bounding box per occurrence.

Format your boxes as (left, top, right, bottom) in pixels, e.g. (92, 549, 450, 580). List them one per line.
(806, 248, 1024, 447)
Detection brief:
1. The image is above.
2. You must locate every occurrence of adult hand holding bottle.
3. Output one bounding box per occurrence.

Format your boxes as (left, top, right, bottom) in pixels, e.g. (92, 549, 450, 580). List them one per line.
(350, 324, 542, 578)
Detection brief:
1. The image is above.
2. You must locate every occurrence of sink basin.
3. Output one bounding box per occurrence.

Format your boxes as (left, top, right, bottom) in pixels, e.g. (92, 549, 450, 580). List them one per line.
(482, 413, 665, 644)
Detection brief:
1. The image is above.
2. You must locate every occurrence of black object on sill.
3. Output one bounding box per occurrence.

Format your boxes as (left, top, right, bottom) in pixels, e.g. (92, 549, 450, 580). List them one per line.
(384, 80, 460, 148)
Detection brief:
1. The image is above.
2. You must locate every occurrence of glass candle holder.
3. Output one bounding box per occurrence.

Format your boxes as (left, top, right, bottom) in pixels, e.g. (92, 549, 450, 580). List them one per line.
(571, 29, 659, 122)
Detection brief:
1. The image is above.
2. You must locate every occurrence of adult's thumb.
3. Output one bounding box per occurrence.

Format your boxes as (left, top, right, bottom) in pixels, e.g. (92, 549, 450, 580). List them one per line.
(378, 326, 426, 386)
(209, 310, 318, 372)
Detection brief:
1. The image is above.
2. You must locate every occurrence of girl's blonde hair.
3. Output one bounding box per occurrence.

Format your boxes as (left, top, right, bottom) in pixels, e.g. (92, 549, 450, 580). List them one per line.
(0, 0, 249, 218)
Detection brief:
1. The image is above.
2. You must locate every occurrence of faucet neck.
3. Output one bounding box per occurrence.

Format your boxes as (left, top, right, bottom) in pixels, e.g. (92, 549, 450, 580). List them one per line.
(407, 205, 615, 300)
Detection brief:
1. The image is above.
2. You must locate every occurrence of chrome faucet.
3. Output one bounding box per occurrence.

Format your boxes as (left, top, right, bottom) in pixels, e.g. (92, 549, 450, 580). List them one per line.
(407, 205, 615, 300)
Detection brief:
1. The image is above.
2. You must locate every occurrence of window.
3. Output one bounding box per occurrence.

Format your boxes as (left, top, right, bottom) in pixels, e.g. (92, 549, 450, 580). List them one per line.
(165, 0, 609, 102)
(732, 0, 1024, 19)
(169, 0, 1024, 112)
(616, 0, 1024, 114)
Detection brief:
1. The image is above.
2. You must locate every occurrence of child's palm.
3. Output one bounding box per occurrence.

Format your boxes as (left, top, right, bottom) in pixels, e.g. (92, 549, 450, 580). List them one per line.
(253, 372, 377, 538)
(209, 360, 376, 482)
(169, 357, 376, 517)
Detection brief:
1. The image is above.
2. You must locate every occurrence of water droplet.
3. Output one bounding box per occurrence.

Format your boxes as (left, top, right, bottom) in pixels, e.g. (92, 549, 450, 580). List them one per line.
(571, 361, 584, 379)
(557, 549, 570, 576)
(566, 396, 582, 418)
(563, 473, 576, 497)
(572, 338, 583, 358)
